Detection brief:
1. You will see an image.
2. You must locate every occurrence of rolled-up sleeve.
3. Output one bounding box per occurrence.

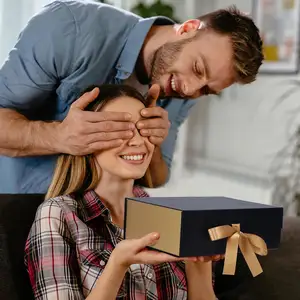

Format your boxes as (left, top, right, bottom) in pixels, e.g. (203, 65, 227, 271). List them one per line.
(0, 1, 77, 113)
(161, 99, 196, 171)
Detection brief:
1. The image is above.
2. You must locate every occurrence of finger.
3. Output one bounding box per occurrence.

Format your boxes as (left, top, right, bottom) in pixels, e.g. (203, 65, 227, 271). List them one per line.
(87, 130, 133, 143)
(149, 136, 164, 146)
(136, 118, 166, 130)
(136, 250, 181, 264)
(147, 84, 160, 107)
(141, 106, 166, 118)
(212, 255, 221, 261)
(135, 232, 160, 251)
(85, 121, 135, 133)
(140, 128, 166, 138)
(184, 257, 198, 262)
(72, 87, 100, 110)
(88, 139, 124, 152)
(83, 111, 132, 122)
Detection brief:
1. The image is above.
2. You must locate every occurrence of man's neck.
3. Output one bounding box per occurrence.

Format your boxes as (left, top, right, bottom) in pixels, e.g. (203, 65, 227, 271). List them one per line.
(94, 174, 135, 226)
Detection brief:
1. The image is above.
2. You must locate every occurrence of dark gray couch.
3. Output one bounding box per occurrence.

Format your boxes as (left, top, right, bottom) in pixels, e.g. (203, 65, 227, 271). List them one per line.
(0, 194, 299, 300)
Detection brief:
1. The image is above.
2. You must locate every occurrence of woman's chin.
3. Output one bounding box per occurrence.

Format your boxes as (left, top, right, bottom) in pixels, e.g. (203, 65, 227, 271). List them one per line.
(116, 168, 147, 181)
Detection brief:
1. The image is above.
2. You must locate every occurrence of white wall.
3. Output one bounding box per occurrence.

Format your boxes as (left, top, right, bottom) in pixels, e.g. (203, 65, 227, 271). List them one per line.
(1, 0, 299, 213)
(149, 0, 300, 216)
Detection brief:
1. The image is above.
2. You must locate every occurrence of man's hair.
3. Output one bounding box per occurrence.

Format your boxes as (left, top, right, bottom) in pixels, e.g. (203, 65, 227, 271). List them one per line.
(197, 5, 263, 84)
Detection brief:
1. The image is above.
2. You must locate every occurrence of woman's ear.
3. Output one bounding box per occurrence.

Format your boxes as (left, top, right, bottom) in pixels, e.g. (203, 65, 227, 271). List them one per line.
(175, 19, 202, 36)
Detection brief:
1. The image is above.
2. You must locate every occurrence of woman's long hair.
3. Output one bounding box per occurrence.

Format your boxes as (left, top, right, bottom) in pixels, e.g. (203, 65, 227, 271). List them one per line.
(46, 85, 151, 199)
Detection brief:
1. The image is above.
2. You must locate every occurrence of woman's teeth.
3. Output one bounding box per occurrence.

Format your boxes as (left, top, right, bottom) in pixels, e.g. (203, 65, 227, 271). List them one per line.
(121, 155, 144, 161)
(171, 77, 176, 92)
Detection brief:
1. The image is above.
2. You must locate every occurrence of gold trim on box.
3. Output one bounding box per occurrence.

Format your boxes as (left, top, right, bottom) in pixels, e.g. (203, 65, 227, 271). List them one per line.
(125, 199, 182, 256)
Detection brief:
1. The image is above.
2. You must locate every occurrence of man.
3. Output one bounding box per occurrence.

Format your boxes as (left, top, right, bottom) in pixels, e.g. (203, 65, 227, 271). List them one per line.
(0, 1, 263, 193)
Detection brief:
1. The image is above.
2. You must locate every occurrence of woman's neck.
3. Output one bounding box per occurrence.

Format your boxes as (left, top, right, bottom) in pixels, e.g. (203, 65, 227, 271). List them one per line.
(94, 173, 135, 227)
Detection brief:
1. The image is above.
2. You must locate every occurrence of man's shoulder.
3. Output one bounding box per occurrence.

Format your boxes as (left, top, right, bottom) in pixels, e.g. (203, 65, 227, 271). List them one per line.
(54, 0, 140, 30)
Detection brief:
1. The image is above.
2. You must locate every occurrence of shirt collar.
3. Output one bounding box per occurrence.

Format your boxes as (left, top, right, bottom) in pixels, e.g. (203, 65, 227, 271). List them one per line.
(80, 186, 149, 222)
(115, 16, 175, 80)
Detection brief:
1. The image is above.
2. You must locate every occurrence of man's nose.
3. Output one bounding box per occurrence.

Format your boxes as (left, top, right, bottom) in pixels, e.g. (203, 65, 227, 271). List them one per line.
(128, 128, 144, 147)
(182, 77, 207, 97)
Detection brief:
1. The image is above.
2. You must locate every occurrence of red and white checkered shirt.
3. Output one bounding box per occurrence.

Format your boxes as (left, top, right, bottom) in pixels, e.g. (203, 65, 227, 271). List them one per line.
(25, 186, 189, 300)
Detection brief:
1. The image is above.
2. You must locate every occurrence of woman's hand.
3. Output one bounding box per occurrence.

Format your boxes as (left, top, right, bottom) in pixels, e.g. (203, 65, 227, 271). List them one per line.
(185, 255, 224, 300)
(110, 232, 184, 270)
(187, 254, 225, 263)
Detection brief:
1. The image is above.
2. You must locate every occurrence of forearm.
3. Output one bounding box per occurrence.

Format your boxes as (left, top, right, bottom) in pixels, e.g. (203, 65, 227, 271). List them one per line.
(87, 258, 127, 300)
(148, 146, 169, 187)
(0, 108, 61, 157)
(185, 261, 216, 300)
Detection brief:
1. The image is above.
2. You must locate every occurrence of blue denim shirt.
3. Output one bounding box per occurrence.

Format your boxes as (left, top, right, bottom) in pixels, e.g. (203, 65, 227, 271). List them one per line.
(0, 0, 196, 193)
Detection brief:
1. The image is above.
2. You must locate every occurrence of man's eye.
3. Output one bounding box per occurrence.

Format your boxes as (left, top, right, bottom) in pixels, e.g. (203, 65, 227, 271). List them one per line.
(194, 62, 201, 75)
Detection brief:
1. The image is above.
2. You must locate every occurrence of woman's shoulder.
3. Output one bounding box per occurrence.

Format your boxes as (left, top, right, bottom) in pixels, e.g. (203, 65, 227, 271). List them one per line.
(35, 194, 79, 219)
(133, 185, 149, 198)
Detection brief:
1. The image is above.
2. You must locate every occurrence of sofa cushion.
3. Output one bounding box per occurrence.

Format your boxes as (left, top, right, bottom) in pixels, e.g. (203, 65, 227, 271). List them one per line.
(0, 194, 44, 300)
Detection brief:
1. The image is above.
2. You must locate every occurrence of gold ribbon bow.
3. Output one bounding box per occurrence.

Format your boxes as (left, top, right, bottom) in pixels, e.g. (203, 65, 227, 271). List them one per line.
(208, 224, 268, 277)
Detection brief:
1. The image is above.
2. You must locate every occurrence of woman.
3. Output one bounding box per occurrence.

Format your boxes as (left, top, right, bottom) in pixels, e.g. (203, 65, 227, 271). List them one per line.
(25, 84, 219, 300)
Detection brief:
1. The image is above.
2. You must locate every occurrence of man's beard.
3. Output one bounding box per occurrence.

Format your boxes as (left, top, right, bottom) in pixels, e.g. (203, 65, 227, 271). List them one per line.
(148, 38, 192, 97)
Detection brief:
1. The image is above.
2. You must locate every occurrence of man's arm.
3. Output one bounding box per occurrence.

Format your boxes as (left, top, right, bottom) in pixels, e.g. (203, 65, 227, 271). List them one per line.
(160, 99, 196, 179)
(0, 2, 77, 157)
(0, 2, 133, 158)
(0, 109, 60, 157)
(149, 146, 168, 186)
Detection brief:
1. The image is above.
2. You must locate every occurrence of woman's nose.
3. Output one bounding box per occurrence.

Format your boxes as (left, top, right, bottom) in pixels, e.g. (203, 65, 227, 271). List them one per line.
(128, 128, 144, 147)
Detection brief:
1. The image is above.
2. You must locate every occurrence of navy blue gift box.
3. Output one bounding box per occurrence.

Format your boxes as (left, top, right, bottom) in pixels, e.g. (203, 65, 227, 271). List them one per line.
(124, 196, 283, 264)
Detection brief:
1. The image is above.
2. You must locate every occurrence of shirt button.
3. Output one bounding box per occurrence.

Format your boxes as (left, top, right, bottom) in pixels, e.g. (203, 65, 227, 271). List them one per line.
(147, 273, 153, 279)
(99, 260, 105, 267)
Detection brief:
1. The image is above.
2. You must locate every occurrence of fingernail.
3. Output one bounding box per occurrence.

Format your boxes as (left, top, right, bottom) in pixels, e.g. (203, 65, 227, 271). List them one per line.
(125, 113, 132, 120)
(152, 233, 159, 239)
(138, 122, 144, 128)
(141, 110, 148, 116)
(141, 129, 149, 134)
(129, 123, 135, 129)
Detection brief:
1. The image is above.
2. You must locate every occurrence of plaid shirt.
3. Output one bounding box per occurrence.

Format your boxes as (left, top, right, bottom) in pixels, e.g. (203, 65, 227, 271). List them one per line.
(25, 187, 189, 300)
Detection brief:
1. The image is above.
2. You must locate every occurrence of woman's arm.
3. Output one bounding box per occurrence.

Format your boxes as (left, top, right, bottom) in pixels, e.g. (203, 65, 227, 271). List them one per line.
(87, 256, 127, 300)
(25, 201, 87, 299)
(185, 261, 216, 300)
(25, 201, 126, 300)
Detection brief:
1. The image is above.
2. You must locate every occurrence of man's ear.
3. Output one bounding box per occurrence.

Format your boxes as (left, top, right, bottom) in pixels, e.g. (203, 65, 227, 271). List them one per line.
(175, 19, 202, 35)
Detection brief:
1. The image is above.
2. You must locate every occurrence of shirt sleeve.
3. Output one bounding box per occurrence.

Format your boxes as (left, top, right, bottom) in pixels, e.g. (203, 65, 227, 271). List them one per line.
(24, 201, 84, 300)
(0, 1, 76, 114)
(160, 99, 196, 174)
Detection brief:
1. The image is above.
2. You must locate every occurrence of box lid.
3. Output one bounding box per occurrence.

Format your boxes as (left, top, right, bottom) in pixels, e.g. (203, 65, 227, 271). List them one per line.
(128, 196, 280, 211)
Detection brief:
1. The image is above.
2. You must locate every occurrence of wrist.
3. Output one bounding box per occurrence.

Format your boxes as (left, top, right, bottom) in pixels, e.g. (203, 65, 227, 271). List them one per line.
(47, 121, 65, 153)
(108, 252, 130, 273)
(23, 120, 62, 155)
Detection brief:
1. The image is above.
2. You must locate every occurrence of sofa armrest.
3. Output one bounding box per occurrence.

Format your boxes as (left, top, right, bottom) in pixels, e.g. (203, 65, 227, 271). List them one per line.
(217, 217, 300, 300)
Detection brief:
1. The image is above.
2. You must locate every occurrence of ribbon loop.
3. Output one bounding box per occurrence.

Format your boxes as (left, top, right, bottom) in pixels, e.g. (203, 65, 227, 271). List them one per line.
(208, 224, 268, 277)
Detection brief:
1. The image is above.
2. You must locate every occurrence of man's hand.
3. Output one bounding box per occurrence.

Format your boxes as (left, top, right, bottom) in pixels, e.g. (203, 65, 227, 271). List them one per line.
(136, 84, 170, 145)
(57, 88, 135, 155)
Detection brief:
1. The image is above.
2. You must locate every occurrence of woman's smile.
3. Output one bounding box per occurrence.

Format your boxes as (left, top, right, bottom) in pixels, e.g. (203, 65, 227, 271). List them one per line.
(119, 152, 147, 165)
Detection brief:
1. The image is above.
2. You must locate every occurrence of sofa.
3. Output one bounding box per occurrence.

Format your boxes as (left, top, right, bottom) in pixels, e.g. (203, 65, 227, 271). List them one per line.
(0, 194, 299, 300)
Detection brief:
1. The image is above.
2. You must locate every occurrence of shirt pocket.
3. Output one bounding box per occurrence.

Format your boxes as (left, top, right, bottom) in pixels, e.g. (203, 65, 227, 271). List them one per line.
(79, 248, 127, 298)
